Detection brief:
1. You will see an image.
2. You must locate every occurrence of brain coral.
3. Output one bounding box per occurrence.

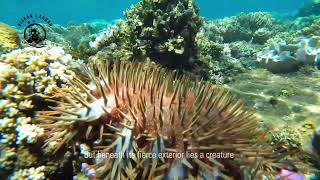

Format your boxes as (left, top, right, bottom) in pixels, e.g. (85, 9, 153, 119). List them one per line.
(0, 23, 20, 54)
(36, 60, 278, 179)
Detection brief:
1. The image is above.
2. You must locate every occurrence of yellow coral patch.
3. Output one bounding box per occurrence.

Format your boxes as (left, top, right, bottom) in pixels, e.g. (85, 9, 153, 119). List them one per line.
(0, 23, 20, 54)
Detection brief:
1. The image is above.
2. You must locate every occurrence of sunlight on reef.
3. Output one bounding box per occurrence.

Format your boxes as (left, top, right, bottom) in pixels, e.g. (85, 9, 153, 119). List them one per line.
(225, 68, 320, 152)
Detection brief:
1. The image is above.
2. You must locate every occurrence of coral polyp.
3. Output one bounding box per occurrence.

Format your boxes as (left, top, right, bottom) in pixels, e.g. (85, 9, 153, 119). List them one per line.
(36, 60, 274, 179)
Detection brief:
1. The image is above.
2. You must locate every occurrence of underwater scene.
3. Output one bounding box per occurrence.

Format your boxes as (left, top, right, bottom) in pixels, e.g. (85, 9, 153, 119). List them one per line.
(0, 0, 320, 179)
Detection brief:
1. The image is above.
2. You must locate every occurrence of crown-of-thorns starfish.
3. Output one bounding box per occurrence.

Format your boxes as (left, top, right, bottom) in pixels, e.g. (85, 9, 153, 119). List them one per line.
(36, 60, 275, 179)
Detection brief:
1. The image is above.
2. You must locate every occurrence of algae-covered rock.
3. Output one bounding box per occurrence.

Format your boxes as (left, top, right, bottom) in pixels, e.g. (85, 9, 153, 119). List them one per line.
(0, 23, 20, 54)
(90, 0, 202, 69)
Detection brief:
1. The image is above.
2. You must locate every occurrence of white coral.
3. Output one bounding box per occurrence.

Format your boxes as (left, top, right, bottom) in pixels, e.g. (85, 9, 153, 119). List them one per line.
(11, 166, 46, 180)
(0, 117, 14, 128)
(16, 124, 44, 144)
(49, 61, 67, 77)
(0, 63, 17, 81)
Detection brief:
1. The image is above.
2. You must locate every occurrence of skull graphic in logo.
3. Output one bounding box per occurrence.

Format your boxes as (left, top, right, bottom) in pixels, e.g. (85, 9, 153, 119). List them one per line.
(24, 23, 46, 47)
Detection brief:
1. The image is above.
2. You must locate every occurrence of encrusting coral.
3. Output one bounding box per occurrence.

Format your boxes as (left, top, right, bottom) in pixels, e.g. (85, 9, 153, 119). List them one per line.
(90, 0, 202, 69)
(35, 59, 284, 179)
(0, 23, 20, 54)
(0, 46, 75, 178)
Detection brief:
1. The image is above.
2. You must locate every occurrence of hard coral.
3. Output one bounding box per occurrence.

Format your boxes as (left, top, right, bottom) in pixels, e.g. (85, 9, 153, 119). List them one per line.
(237, 12, 273, 32)
(269, 127, 302, 153)
(195, 32, 245, 84)
(36, 60, 278, 179)
(206, 12, 281, 44)
(302, 19, 320, 37)
(25, 22, 109, 61)
(257, 36, 320, 73)
(91, 0, 202, 69)
(0, 23, 20, 54)
(0, 46, 74, 177)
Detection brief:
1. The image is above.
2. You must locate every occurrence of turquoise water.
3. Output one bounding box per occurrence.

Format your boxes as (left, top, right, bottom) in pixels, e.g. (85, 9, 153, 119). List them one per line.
(1, 0, 309, 26)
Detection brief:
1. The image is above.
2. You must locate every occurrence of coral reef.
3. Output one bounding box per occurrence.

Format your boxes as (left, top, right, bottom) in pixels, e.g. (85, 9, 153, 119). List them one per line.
(0, 23, 20, 54)
(46, 22, 108, 49)
(0, 46, 75, 178)
(302, 19, 320, 37)
(10, 166, 47, 180)
(2, 0, 320, 177)
(17, 22, 108, 61)
(204, 12, 283, 44)
(228, 41, 261, 69)
(195, 32, 246, 84)
(269, 127, 302, 152)
(257, 36, 320, 73)
(90, 0, 202, 69)
(205, 55, 245, 84)
(35, 60, 279, 179)
(225, 68, 320, 150)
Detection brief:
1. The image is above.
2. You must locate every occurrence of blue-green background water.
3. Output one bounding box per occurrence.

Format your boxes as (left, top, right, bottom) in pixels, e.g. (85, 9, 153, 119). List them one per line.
(1, 0, 309, 27)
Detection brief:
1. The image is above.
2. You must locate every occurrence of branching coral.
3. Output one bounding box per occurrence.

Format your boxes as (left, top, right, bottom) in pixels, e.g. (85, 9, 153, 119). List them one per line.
(10, 166, 47, 180)
(90, 0, 202, 69)
(0, 46, 75, 177)
(35, 60, 281, 179)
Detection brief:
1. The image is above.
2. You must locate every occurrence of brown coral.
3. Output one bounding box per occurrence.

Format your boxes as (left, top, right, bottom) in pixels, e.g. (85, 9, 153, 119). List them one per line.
(36, 60, 276, 179)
